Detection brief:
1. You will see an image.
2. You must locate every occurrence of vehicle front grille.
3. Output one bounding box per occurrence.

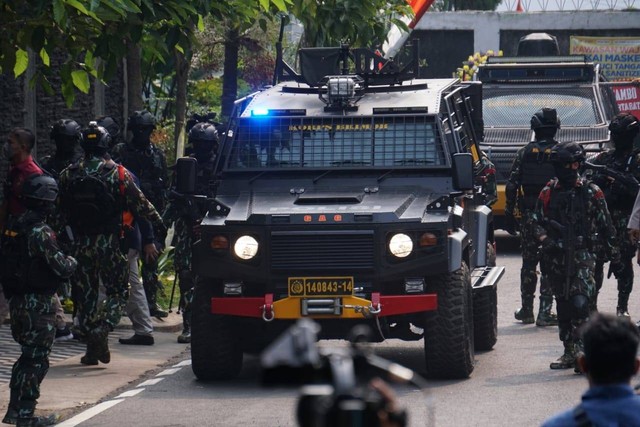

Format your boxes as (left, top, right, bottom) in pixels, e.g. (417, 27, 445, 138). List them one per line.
(483, 128, 532, 146)
(556, 127, 609, 146)
(271, 231, 374, 271)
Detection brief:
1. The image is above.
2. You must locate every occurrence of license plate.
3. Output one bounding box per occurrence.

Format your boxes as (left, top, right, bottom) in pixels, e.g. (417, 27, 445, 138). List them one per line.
(288, 277, 354, 297)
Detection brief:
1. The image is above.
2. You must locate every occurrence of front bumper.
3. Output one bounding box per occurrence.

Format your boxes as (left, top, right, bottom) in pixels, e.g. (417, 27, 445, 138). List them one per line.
(211, 292, 437, 320)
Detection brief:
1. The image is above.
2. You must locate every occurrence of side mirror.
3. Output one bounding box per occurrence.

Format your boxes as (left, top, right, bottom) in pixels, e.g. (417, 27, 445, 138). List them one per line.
(452, 153, 474, 191)
(176, 157, 197, 194)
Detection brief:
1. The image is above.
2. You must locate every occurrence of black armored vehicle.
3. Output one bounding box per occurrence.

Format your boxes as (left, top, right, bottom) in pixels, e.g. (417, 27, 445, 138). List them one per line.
(183, 45, 504, 381)
(475, 33, 619, 229)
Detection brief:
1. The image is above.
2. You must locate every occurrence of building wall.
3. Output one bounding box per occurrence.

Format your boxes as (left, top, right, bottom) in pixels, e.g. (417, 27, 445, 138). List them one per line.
(411, 10, 640, 78)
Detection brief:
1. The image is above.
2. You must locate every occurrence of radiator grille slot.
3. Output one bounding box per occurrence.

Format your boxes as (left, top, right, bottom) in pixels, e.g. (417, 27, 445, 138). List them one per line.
(271, 231, 374, 270)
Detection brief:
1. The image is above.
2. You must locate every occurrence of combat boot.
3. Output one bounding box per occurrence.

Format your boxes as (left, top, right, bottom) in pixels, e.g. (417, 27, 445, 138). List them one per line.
(2, 389, 19, 424)
(536, 295, 558, 327)
(514, 294, 535, 324)
(616, 292, 630, 317)
(80, 338, 99, 366)
(550, 341, 576, 370)
(15, 414, 58, 427)
(93, 328, 111, 364)
(177, 316, 191, 344)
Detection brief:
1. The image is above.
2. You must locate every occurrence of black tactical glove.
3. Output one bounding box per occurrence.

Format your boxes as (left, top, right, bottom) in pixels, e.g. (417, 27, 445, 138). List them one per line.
(504, 210, 518, 236)
(540, 237, 560, 254)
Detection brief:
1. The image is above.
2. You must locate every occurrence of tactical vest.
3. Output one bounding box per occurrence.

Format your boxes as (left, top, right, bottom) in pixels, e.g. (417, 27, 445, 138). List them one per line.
(116, 145, 166, 211)
(595, 151, 639, 211)
(546, 182, 591, 249)
(520, 140, 556, 211)
(41, 151, 83, 180)
(63, 162, 122, 236)
(0, 221, 62, 298)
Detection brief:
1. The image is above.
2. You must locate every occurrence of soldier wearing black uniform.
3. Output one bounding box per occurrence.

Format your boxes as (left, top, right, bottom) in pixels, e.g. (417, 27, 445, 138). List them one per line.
(111, 110, 169, 318)
(505, 107, 560, 326)
(163, 122, 218, 343)
(40, 119, 83, 179)
(96, 115, 122, 152)
(588, 112, 640, 316)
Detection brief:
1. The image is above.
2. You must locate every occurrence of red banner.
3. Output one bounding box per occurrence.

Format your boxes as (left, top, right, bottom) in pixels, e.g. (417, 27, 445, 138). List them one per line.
(612, 84, 640, 120)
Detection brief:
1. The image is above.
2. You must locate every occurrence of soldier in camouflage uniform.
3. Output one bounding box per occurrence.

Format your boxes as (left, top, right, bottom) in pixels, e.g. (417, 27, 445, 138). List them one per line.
(505, 108, 560, 326)
(587, 113, 640, 316)
(163, 122, 219, 343)
(111, 110, 169, 319)
(39, 118, 84, 342)
(58, 122, 165, 366)
(39, 119, 83, 180)
(1, 174, 77, 427)
(531, 141, 618, 370)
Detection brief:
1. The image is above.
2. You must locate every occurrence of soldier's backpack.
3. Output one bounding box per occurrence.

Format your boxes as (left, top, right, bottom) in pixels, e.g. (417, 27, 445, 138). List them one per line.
(64, 163, 126, 235)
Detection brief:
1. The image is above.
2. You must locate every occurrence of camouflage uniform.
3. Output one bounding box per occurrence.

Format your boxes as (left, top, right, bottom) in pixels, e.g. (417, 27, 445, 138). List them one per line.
(0, 211, 77, 424)
(505, 138, 558, 325)
(587, 149, 640, 315)
(111, 142, 168, 316)
(476, 152, 498, 207)
(39, 148, 83, 181)
(532, 177, 617, 369)
(162, 156, 215, 342)
(58, 156, 164, 364)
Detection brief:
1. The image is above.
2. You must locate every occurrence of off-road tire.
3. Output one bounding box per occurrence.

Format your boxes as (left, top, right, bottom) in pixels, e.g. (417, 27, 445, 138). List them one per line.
(473, 241, 498, 351)
(191, 283, 243, 381)
(423, 261, 474, 379)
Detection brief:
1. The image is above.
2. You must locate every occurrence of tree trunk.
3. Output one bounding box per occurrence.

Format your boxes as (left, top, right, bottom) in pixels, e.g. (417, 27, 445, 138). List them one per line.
(126, 42, 144, 114)
(174, 49, 191, 160)
(221, 26, 240, 121)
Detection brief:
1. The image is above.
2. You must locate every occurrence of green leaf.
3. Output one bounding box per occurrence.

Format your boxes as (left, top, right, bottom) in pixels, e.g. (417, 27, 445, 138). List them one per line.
(175, 44, 184, 54)
(66, 0, 90, 15)
(53, 0, 65, 24)
(271, 0, 288, 11)
(259, 0, 270, 11)
(71, 69, 91, 93)
(39, 48, 50, 67)
(62, 79, 76, 108)
(14, 49, 28, 78)
(197, 14, 204, 32)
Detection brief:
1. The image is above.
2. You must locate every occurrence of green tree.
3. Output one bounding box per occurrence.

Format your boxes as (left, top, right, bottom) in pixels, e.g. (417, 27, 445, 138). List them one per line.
(289, 0, 412, 48)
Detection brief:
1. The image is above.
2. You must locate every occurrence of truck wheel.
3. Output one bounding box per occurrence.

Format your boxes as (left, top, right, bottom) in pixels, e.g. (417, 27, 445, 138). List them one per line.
(423, 261, 474, 379)
(473, 286, 498, 351)
(473, 241, 498, 351)
(191, 282, 243, 381)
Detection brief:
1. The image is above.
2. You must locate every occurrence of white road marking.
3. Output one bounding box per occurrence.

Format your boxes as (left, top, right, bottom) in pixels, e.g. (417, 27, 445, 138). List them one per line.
(55, 399, 124, 427)
(156, 368, 181, 376)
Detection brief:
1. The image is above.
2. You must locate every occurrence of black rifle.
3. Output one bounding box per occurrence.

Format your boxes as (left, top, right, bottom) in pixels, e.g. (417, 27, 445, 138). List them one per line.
(584, 161, 640, 196)
(547, 192, 579, 299)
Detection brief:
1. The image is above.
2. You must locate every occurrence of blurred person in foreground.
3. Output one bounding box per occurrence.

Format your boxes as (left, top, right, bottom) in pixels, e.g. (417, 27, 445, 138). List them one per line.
(542, 313, 640, 426)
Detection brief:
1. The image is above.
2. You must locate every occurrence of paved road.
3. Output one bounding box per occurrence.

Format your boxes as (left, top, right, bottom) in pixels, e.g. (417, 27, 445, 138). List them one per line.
(2, 232, 640, 426)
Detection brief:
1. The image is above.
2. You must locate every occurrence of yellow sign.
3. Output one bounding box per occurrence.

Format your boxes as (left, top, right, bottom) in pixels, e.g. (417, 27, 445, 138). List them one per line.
(288, 276, 354, 297)
(570, 36, 640, 81)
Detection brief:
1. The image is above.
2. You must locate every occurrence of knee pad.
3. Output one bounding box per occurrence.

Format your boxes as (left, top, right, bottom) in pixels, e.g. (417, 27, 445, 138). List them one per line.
(570, 294, 589, 319)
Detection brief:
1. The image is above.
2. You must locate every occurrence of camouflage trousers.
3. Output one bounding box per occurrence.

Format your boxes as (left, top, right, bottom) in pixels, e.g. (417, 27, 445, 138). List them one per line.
(173, 225, 193, 324)
(544, 249, 595, 344)
(141, 254, 161, 306)
(8, 293, 55, 413)
(72, 234, 129, 334)
(594, 209, 635, 299)
(519, 215, 553, 299)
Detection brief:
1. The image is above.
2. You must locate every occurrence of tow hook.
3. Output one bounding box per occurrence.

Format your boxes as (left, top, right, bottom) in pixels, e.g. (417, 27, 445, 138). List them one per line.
(261, 294, 275, 322)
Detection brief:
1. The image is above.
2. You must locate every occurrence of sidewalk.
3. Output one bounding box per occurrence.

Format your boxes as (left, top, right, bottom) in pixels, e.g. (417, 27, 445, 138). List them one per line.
(0, 311, 189, 425)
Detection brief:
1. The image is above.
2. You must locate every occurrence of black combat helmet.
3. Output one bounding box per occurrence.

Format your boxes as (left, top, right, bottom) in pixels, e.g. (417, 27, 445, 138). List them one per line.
(551, 141, 585, 165)
(128, 110, 156, 130)
(81, 121, 111, 156)
(96, 116, 121, 141)
(22, 174, 59, 209)
(531, 107, 561, 131)
(609, 112, 639, 142)
(50, 119, 82, 154)
(188, 122, 219, 162)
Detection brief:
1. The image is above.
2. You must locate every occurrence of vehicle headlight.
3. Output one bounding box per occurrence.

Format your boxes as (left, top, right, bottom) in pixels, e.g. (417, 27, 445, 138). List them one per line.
(234, 235, 259, 260)
(388, 233, 413, 258)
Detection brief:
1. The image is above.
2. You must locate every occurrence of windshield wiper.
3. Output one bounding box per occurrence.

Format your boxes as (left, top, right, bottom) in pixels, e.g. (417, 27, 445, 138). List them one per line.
(394, 159, 435, 165)
(377, 169, 395, 182)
